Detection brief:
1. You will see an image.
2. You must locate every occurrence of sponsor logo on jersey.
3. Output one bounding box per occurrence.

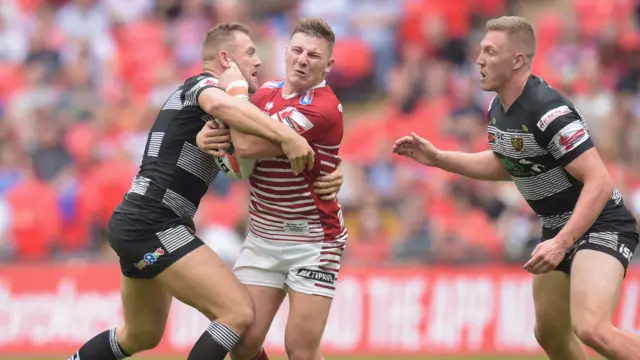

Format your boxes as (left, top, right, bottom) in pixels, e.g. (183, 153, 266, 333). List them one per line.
(511, 136, 524, 151)
(277, 107, 314, 134)
(296, 268, 336, 284)
(537, 105, 571, 131)
(553, 121, 589, 154)
(134, 248, 165, 270)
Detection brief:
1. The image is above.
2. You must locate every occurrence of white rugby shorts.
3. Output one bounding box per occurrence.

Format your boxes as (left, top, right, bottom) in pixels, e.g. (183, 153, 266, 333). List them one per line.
(233, 232, 346, 298)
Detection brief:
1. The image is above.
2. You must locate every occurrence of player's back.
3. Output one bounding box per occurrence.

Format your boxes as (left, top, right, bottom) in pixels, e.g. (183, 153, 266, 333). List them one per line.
(116, 73, 222, 227)
(248, 80, 346, 243)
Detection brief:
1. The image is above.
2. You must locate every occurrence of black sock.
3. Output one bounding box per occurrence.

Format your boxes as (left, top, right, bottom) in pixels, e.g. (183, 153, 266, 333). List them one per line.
(68, 328, 130, 360)
(187, 321, 240, 360)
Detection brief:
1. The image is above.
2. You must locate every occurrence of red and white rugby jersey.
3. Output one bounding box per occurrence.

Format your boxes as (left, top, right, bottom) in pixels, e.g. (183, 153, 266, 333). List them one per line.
(247, 80, 347, 243)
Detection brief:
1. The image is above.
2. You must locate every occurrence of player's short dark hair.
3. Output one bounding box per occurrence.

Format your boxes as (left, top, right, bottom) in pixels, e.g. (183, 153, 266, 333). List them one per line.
(486, 16, 537, 63)
(202, 23, 250, 61)
(291, 18, 335, 55)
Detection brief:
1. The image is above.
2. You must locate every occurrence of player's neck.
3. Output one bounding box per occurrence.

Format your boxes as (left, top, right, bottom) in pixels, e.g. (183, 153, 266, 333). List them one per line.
(202, 66, 223, 79)
(497, 71, 530, 112)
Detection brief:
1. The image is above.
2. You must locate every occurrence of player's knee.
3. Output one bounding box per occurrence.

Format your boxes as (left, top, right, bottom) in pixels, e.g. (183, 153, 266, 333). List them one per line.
(215, 299, 254, 335)
(573, 320, 613, 350)
(534, 323, 571, 350)
(118, 325, 163, 354)
(285, 338, 319, 360)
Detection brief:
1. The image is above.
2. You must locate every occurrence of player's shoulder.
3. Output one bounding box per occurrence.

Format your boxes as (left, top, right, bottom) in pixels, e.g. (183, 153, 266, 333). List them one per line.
(523, 75, 580, 131)
(523, 75, 573, 110)
(302, 82, 342, 119)
(184, 73, 219, 91)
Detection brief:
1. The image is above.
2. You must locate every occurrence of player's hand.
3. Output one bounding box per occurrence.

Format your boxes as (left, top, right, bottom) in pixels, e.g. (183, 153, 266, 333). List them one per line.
(196, 121, 231, 157)
(281, 132, 315, 175)
(392, 132, 441, 166)
(523, 238, 571, 274)
(219, 62, 247, 90)
(314, 157, 343, 201)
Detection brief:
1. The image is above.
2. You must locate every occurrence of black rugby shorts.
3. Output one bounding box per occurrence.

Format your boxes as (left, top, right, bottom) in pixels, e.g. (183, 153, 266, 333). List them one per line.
(107, 212, 204, 279)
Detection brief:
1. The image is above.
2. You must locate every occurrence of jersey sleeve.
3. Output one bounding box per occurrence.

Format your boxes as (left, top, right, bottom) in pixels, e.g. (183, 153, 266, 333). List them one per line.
(271, 104, 333, 143)
(533, 101, 594, 166)
(189, 77, 221, 106)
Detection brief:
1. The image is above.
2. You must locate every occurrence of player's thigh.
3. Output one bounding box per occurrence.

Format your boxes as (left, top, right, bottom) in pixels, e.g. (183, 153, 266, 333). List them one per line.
(283, 242, 344, 359)
(119, 275, 172, 350)
(154, 241, 254, 331)
(532, 270, 573, 344)
(570, 248, 625, 336)
(231, 285, 286, 360)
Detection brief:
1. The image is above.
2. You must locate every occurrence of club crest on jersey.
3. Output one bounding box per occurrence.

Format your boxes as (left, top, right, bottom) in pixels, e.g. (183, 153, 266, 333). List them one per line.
(300, 89, 314, 105)
(511, 136, 524, 151)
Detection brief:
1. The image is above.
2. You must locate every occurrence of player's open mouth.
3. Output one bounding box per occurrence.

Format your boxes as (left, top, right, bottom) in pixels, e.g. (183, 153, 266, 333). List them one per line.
(251, 70, 258, 77)
(294, 69, 306, 76)
(480, 71, 486, 79)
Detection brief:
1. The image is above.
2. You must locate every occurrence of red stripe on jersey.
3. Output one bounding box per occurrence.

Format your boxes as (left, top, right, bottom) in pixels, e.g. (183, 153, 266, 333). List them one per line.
(248, 144, 345, 243)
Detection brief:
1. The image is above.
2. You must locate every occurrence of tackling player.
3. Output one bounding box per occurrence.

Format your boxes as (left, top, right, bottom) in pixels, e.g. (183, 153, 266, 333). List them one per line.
(69, 24, 316, 360)
(393, 16, 640, 360)
(198, 18, 345, 360)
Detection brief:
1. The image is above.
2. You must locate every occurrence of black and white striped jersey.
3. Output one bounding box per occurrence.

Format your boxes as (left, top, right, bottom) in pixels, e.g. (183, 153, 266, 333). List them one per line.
(115, 73, 221, 227)
(487, 75, 636, 240)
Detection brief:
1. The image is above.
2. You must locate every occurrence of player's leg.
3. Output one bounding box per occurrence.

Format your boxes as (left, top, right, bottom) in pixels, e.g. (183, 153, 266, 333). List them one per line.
(532, 269, 589, 360)
(284, 290, 332, 360)
(155, 240, 255, 360)
(283, 242, 344, 360)
(570, 244, 640, 360)
(230, 233, 289, 360)
(68, 276, 172, 360)
(229, 285, 286, 360)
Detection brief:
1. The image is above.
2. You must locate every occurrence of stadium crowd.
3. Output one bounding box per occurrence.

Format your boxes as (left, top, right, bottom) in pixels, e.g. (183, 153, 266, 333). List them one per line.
(0, 0, 639, 266)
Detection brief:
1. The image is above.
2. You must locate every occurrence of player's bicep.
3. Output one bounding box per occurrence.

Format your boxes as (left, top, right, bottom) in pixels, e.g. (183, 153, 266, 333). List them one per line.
(563, 147, 607, 184)
(197, 86, 227, 116)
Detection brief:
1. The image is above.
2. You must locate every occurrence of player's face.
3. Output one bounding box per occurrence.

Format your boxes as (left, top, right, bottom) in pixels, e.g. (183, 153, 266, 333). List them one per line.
(477, 31, 515, 92)
(285, 33, 334, 92)
(230, 32, 262, 92)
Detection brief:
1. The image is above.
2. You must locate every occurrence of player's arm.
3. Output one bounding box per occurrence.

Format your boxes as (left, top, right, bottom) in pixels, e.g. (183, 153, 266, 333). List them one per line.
(392, 132, 512, 181)
(198, 83, 314, 174)
(230, 106, 329, 159)
(434, 150, 512, 181)
(199, 87, 292, 147)
(534, 103, 613, 247)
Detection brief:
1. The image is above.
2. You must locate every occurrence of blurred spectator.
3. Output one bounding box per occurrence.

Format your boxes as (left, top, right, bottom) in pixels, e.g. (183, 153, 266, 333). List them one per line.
(0, 0, 640, 267)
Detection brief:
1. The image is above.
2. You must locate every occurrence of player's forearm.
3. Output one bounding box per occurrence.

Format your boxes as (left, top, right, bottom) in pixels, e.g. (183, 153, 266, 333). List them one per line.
(230, 127, 284, 158)
(435, 150, 512, 181)
(203, 91, 293, 144)
(556, 176, 614, 246)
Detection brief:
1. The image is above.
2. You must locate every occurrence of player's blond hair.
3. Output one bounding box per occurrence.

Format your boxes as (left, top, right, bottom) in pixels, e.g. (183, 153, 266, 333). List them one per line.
(202, 23, 251, 61)
(486, 16, 537, 65)
(291, 18, 336, 55)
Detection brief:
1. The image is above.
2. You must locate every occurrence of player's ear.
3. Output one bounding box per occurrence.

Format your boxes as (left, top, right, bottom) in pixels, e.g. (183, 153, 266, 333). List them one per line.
(325, 57, 334, 75)
(219, 50, 232, 69)
(513, 53, 525, 71)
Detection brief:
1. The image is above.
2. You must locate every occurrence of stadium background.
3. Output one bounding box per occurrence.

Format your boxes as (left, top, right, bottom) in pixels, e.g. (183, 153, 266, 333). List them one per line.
(0, 0, 639, 358)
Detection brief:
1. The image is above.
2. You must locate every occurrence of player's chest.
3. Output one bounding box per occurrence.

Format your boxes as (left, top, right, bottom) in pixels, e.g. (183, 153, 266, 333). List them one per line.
(487, 113, 544, 158)
(259, 94, 300, 117)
